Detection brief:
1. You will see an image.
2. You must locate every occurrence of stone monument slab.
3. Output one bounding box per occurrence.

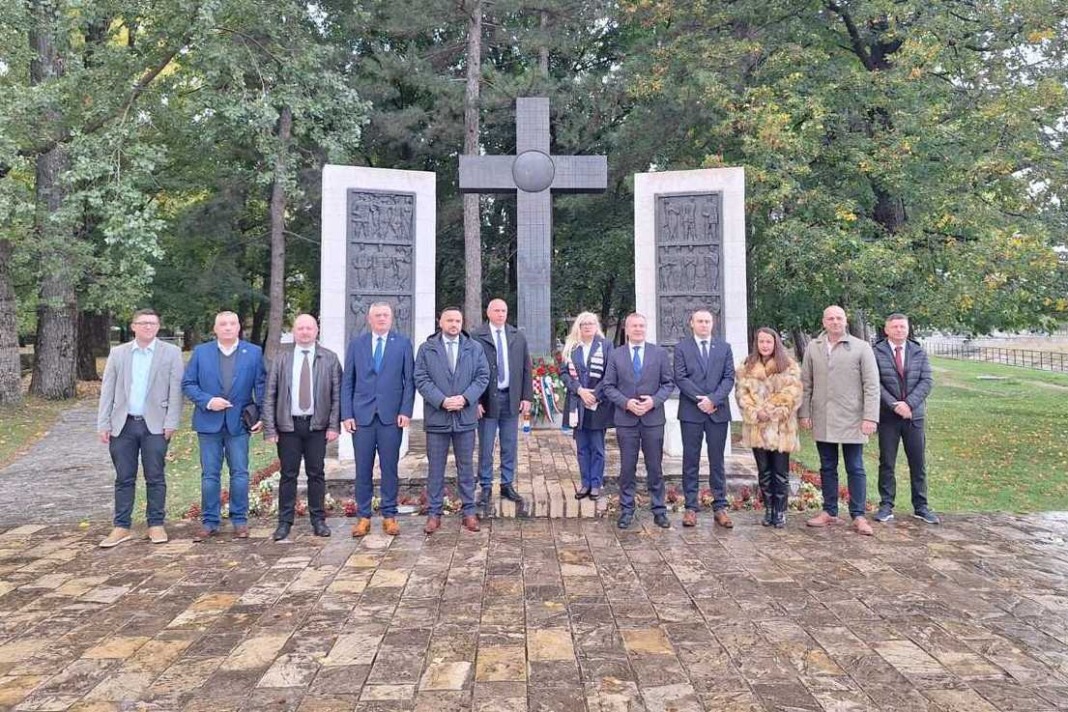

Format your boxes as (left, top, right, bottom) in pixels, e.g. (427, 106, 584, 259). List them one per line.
(634, 168, 748, 457)
(459, 97, 607, 355)
(321, 165, 436, 462)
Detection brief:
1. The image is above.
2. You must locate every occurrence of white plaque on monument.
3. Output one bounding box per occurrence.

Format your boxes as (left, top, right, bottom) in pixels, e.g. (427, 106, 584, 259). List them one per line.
(321, 165, 436, 462)
(634, 167, 748, 457)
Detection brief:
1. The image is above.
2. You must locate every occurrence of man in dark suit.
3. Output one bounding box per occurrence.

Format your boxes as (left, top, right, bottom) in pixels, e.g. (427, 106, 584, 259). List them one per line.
(873, 313, 938, 524)
(674, 309, 736, 528)
(414, 307, 490, 534)
(96, 308, 184, 548)
(602, 312, 675, 529)
(182, 310, 266, 541)
(262, 314, 342, 542)
(473, 298, 533, 513)
(341, 302, 415, 537)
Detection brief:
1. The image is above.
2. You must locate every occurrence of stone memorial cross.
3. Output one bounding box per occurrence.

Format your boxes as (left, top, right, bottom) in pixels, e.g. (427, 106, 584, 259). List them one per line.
(459, 97, 607, 355)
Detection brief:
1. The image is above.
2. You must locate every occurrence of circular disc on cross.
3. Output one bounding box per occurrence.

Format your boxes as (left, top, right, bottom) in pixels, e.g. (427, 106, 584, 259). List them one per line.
(512, 150, 555, 193)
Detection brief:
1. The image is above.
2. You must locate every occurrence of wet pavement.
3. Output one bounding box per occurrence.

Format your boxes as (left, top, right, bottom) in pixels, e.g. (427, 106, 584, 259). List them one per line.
(0, 509, 1067, 710)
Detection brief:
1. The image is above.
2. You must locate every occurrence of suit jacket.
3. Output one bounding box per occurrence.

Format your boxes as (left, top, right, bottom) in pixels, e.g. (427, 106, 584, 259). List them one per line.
(799, 333, 880, 444)
(181, 340, 266, 435)
(472, 323, 533, 418)
(341, 331, 415, 427)
(414, 333, 490, 433)
(262, 344, 343, 438)
(674, 336, 735, 424)
(560, 336, 614, 430)
(602, 342, 675, 427)
(97, 340, 184, 435)
(873, 338, 933, 420)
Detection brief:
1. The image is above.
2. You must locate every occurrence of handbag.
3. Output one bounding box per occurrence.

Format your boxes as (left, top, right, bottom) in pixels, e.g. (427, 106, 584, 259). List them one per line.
(241, 403, 260, 431)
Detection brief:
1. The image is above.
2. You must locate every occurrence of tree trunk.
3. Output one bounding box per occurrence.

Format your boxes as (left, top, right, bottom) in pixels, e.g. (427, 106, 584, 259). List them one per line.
(264, 104, 293, 363)
(789, 328, 812, 362)
(462, 0, 483, 329)
(183, 322, 200, 350)
(0, 238, 21, 404)
(77, 311, 110, 381)
(29, 0, 78, 400)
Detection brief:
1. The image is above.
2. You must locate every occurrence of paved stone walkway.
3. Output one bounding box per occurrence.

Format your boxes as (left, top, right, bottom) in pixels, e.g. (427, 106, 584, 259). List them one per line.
(0, 403, 113, 526)
(1, 510, 1067, 711)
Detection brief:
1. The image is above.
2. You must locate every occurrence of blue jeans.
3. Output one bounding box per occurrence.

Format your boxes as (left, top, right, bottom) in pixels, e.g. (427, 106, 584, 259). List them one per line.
(574, 428, 606, 489)
(354, 416, 403, 518)
(816, 441, 867, 519)
(198, 431, 250, 529)
(109, 416, 168, 528)
(426, 430, 476, 516)
(477, 389, 519, 488)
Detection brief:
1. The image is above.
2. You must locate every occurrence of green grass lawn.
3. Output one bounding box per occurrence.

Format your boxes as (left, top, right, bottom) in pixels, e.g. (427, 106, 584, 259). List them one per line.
(132, 408, 279, 521)
(790, 357, 1068, 513)
(0, 395, 73, 469)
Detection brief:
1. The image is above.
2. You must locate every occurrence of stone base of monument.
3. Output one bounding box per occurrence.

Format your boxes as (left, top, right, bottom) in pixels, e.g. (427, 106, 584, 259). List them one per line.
(323, 423, 758, 519)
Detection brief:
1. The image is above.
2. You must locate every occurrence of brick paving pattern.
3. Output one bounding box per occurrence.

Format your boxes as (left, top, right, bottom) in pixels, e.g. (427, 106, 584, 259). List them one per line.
(0, 511, 1066, 710)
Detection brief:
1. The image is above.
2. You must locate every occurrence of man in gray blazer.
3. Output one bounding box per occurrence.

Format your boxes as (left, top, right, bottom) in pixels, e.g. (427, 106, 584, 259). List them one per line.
(414, 307, 490, 534)
(262, 314, 342, 542)
(602, 313, 675, 530)
(96, 308, 184, 548)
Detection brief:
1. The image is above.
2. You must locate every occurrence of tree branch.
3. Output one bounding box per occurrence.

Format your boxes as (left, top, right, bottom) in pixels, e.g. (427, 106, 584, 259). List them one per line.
(825, 1, 875, 71)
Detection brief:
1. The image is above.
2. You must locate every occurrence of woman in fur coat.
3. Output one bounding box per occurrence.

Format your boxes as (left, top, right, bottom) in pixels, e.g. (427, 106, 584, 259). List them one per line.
(735, 328, 803, 527)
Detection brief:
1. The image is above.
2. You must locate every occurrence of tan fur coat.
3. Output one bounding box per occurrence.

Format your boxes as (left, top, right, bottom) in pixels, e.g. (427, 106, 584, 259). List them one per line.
(735, 357, 803, 453)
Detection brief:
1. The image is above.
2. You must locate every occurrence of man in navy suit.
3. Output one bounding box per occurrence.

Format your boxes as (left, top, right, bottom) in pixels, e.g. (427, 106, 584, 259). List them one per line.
(341, 302, 415, 537)
(473, 298, 533, 513)
(414, 307, 490, 534)
(602, 313, 675, 529)
(675, 309, 736, 528)
(182, 311, 266, 541)
(873, 313, 938, 525)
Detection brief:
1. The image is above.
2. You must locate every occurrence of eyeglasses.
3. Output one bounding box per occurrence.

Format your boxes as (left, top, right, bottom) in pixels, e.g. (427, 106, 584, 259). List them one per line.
(132, 321, 160, 327)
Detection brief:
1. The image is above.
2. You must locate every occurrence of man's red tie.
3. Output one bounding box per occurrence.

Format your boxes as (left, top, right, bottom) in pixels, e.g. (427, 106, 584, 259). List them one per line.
(894, 346, 906, 399)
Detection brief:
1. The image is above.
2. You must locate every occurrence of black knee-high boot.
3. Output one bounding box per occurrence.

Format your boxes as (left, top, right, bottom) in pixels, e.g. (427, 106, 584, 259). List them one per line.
(753, 449, 774, 526)
(772, 451, 790, 528)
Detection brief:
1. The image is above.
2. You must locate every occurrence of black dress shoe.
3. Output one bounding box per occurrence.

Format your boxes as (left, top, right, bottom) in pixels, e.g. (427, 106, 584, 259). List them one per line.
(476, 487, 491, 508)
(500, 484, 524, 503)
(311, 521, 331, 537)
(653, 513, 670, 529)
(272, 523, 291, 541)
(617, 512, 634, 529)
(574, 487, 591, 500)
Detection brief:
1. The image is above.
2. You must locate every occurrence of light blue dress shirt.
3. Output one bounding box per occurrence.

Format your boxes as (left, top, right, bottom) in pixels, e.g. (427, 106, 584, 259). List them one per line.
(128, 339, 156, 416)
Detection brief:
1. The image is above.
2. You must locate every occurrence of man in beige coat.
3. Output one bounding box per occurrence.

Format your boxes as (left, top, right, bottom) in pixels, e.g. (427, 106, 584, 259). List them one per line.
(799, 305, 880, 535)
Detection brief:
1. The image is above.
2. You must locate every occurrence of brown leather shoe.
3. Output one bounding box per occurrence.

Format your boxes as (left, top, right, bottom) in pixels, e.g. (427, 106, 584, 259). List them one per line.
(462, 515, 481, 533)
(853, 516, 874, 536)
(382, 518, 400, 536)
(192, 527, 217, 543)
(233, 525, 250, 539)
(682, 510, 697, 527)
(713, 510, 734, 529)
(806, 511, 841, 528)
(351, 517, 372, 538)
(424, 516, 441, 534)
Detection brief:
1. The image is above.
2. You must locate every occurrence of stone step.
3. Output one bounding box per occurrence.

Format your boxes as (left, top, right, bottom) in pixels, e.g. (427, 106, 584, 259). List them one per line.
(318, 427, 760, 518)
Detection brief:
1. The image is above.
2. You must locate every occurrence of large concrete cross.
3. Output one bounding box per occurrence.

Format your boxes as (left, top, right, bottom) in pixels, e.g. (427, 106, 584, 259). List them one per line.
(459, 97, 607, 355)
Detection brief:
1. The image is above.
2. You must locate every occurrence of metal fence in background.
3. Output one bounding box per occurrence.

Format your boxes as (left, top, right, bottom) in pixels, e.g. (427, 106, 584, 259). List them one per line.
(923, 341, 1068, 374)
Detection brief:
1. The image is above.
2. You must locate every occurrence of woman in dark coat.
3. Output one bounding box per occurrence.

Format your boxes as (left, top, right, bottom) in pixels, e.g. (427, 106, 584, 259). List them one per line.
(561, 312, 614, 499)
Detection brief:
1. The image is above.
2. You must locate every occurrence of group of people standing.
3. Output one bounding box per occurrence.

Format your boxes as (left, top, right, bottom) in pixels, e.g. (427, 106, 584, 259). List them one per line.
(94, 300, 936, 547)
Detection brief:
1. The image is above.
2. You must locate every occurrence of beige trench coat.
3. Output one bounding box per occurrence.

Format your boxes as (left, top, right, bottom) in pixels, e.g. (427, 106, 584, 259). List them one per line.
(799, 333, 879, 444)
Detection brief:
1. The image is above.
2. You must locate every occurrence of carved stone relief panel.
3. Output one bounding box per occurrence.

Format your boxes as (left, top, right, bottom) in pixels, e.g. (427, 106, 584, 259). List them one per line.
(654, 193, 723, 345)
(346, 190, 416, 341)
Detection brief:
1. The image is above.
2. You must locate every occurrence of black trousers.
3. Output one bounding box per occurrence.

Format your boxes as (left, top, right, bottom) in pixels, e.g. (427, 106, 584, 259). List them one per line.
(752, 448, 790, 513)
(276, 417, 327, 524)
(877, 414, 928, 512)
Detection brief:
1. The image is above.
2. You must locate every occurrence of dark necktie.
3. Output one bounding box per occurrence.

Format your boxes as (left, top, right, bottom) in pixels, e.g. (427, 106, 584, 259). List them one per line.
(894, 345, 906, 399)
(700, 339, 709, 364)
(632, 346, 642, 379)
(299, 350, 312, 411)
(373, 336, 384, 373)
(496, 329, 507, 387)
